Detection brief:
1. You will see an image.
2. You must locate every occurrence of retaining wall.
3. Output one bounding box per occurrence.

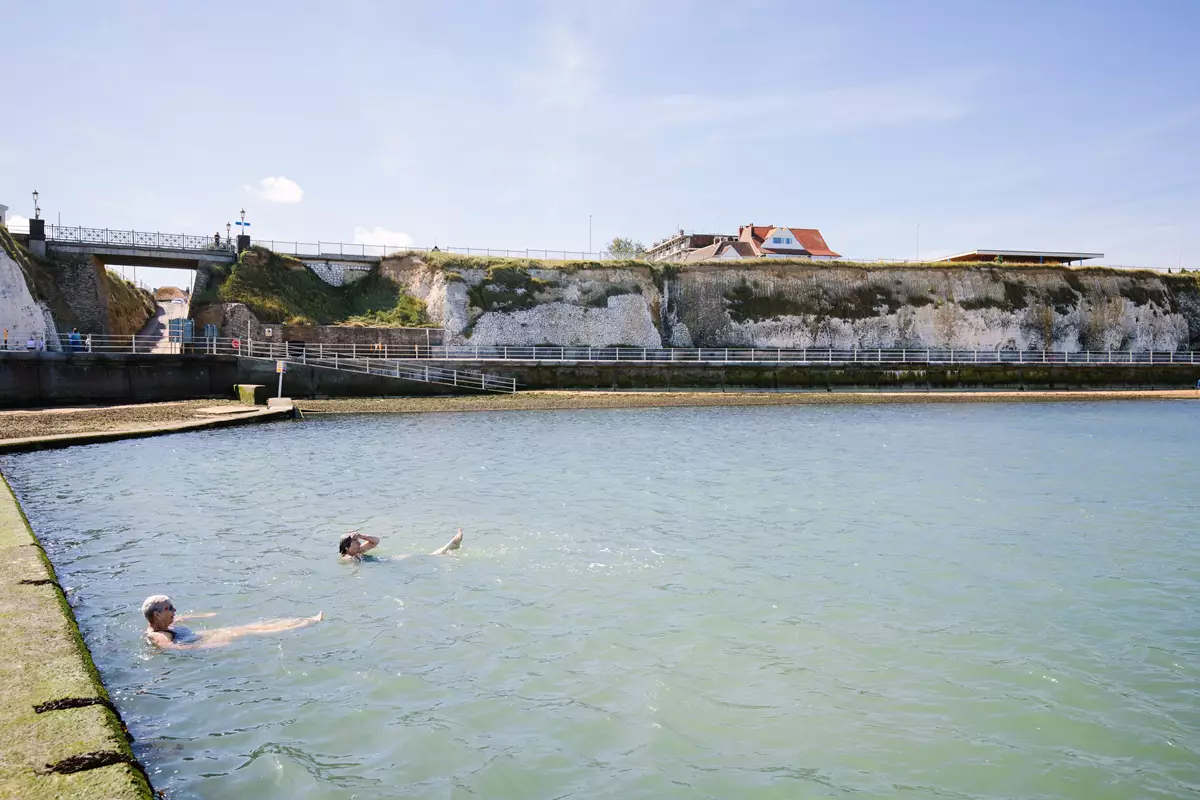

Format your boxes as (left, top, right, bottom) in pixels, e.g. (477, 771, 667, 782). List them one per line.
(0, 353, 459, 408)
(0, 474, 152, 798)
(3, 352, 1197, 408)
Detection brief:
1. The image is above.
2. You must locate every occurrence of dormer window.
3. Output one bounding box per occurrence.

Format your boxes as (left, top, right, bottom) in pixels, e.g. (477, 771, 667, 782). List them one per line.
(772, 237, 782, 244)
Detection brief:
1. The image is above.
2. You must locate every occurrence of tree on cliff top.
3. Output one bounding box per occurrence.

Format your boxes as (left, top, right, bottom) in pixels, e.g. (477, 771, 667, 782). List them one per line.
(607, 237, 646, 259)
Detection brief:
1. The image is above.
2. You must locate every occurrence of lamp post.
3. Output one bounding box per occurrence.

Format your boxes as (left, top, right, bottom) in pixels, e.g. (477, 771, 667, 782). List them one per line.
(589, 214, 593, 255)
(32, 190, 40, 220)
(226, 222, 232, 251)
(916, 223, 921, 262)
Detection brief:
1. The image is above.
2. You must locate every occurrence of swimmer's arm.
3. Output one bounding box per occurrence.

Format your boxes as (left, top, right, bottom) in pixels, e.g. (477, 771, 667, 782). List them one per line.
(175, 612, 217, 622)
(356, 533, 380, 553)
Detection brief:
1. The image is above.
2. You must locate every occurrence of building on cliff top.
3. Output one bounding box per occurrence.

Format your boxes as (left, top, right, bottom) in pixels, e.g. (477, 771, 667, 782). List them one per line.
(934, 249, 1103, 265)
(645, 224, 840, 263)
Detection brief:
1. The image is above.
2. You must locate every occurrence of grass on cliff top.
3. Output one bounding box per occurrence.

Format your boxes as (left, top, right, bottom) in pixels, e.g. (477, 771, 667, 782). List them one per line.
(212, 246, 433, 326)
(389, 250, 653, 274)
(104, 270, 156, 336)
(388, 248, 1184, 281)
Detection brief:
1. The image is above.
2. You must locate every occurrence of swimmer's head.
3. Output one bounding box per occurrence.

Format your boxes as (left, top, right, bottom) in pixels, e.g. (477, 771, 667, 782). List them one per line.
(141, 595, 175, 623)
(338, 534, 354, 556)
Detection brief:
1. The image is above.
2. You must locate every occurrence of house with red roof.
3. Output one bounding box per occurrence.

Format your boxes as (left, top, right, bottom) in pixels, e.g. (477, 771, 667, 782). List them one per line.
(737, 224, 841, 259)
(644, 224, 840, 263)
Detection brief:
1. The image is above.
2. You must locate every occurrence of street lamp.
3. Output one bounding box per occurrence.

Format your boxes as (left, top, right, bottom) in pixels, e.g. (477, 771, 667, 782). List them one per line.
(32, 190, 40, 220)
(226, 222, 231, 244)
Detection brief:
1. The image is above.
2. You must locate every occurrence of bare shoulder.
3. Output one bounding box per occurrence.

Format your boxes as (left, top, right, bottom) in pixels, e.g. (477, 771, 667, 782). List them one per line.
(146, 630, 173, 648)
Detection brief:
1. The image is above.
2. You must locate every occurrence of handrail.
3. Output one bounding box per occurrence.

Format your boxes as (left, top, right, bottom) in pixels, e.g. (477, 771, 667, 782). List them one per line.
(7, 334, 1200, 367)
(45, 225, 236, 254)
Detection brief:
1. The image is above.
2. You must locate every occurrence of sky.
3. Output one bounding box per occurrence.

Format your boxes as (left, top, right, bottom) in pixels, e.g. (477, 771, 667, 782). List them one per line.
(2, 0, 1199, 288)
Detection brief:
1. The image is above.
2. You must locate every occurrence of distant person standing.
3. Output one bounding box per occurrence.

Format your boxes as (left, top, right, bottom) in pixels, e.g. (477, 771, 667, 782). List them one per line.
(25, 336, 35, 351)
(85, 333, 93, 353)
(68, 328, 82, 353)
(214, 232, 221, 249)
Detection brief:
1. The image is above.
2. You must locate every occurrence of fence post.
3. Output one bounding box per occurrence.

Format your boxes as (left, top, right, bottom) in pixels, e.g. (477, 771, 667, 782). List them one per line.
(131, 334, 136, 354)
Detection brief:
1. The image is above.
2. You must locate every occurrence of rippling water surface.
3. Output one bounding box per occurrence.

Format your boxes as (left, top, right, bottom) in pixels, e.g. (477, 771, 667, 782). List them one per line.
(3, 402, 1200, 799)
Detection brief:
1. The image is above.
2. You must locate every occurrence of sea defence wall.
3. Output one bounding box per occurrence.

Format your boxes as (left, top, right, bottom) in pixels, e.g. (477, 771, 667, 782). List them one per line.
(0, 353, 461, 408)
(409, 360, 1200, 391)
(0, 475, 152, 798)
(374, 256, 1200, 351)
(2, 352, 1196, 408)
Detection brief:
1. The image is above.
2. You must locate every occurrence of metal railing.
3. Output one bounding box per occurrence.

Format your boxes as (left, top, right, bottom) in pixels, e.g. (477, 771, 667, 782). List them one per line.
(261, 240, 617, 261)
(236, 339, 516, 393)
(276, 344, 1200, 366)
(46, 226, 236, 254)
(8, 334, 1200, 368)
(15, 222, 1181, 270)
(0, 333, 517, 392)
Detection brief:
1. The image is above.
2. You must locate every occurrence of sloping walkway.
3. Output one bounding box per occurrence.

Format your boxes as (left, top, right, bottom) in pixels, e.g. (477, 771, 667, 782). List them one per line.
(137, 300, 188, 353)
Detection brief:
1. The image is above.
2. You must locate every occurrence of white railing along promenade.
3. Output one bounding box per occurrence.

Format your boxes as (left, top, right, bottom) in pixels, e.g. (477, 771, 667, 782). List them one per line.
(8, 333, 1200, 367)
(0, 333, 517, 393)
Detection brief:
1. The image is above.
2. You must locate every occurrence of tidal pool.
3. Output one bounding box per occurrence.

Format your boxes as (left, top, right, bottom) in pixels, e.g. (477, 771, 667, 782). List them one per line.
(3, 402, 1199, 799)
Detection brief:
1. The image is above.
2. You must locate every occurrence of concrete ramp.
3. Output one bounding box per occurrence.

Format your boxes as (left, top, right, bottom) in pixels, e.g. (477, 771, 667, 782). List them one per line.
(137, 301, 188, 353)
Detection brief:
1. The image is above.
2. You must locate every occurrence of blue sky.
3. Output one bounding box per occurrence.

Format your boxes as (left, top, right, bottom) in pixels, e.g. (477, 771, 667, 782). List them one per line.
(2, 0, 1198, 284)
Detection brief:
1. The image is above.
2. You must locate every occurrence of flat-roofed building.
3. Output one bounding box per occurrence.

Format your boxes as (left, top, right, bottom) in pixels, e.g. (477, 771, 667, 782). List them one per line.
(934, 249, 1103, 266)
(645, 230, 736, 263)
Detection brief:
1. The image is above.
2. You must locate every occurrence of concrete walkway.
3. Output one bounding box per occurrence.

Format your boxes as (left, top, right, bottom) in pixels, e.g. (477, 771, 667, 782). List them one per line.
(138, 300, 188, 353)
(0, 475, 152, 798)
(0, 404, 295, 454)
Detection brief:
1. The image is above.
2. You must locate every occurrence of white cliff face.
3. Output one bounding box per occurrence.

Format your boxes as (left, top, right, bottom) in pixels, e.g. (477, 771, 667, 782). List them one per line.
(0, 248, 54, 347)
(668, 266, 1191, 351)
(306, 254, 1199, 351)
(466, 294, 663, 347)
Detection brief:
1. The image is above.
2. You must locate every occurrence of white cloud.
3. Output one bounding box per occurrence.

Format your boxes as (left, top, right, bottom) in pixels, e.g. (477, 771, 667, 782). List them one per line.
(246, 176, 304, 204)
(5, 214, 30, 232)
(353, 226, 413, 248)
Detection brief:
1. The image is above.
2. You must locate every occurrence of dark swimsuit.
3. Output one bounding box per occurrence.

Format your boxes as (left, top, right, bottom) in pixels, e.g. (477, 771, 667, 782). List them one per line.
(159, 625, 200, 644)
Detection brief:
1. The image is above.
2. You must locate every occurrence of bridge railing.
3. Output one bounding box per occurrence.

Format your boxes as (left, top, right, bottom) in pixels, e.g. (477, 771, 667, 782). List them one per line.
(46, 226, 236, 254)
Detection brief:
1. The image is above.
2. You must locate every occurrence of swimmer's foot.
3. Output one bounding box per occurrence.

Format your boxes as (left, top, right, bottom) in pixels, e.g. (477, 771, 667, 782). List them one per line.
(432, 528, 464, 555)
(312, 611, 324, 623)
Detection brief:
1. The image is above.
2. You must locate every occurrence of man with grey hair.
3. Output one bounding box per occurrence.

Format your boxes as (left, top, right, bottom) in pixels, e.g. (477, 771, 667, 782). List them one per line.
(142, 595, 322, 650)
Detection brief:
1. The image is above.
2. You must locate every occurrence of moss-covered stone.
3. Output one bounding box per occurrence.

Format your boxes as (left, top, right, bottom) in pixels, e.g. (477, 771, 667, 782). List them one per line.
(0, 475, 152, 799)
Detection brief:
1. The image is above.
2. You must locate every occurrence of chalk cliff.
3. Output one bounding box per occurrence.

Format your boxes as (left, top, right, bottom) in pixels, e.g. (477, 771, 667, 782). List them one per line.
(0, 226, 59, 349)
(373, 255, 1198, 351)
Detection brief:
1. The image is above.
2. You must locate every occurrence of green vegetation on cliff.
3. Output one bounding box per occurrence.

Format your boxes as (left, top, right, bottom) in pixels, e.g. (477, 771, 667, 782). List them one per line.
(201, 247, 431, 326)
(104, 270, 156, 336)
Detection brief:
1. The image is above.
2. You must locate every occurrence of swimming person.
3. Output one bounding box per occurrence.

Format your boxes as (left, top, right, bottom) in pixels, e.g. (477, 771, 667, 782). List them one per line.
(338, 528, 464, 561)
(142, 595, 322, 650)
